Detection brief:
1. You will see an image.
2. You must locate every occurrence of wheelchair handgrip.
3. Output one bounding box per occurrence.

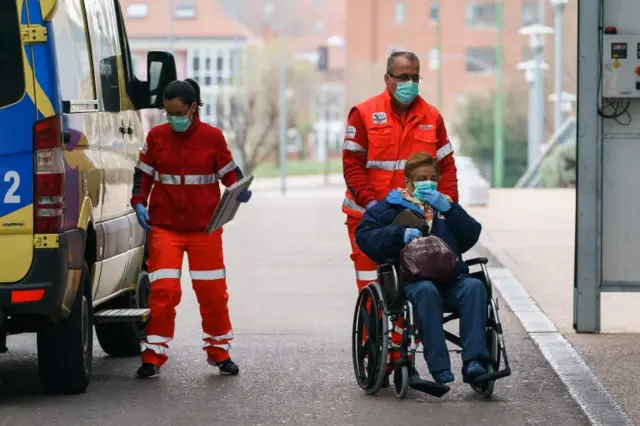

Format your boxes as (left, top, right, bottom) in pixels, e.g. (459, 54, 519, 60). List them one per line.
(465, 257, 489, 267)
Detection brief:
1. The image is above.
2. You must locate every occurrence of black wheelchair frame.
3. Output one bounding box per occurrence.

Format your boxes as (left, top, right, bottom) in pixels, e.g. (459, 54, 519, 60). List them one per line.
(351, 257, 511, 399)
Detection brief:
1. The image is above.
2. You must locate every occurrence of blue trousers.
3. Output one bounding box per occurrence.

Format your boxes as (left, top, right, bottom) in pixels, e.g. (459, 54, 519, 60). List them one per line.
(405, 276, 489, 373)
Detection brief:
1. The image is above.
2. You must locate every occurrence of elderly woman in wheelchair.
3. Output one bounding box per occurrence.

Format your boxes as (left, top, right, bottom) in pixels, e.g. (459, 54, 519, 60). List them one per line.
(351, 152, 510, 399)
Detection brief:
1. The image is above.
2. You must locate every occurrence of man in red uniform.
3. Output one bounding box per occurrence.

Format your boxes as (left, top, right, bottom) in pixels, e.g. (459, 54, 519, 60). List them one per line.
(131, 79, 251, 378)
(343, 51, 459, 291)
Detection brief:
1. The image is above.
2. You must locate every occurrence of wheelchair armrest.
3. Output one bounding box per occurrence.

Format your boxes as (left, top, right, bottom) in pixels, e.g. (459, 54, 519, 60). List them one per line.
(377, 258, 398, 268)
(465, 257, 489, 267)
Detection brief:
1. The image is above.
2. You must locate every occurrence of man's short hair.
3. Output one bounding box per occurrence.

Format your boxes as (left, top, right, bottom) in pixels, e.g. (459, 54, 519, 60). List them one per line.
(405, 152, 438, 178)
(386, 51, 420, 75)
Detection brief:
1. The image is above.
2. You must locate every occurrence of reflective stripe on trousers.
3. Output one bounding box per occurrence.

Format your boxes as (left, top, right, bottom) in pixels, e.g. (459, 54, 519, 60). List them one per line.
(190, 269, 226, 280)
(149, 269, 182, 282)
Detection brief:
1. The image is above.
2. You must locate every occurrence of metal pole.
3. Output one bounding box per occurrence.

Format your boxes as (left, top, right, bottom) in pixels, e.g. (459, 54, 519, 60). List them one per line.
(492, 0, 504, 188)
(278, 36, 287, 196)
(168, 0, 174, 53)
(435, 0, 443, 110)
(402, 0, 408, 48)
(532, 38, 545, 168)
(324, 87, 330, 184)
(527, 70, 535, 167)
(553, 1, 566, 134)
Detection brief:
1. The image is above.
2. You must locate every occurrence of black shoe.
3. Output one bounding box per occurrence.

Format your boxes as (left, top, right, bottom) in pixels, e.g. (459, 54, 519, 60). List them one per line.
(136, 362, 159, 378)
(216, 358, 239, 376)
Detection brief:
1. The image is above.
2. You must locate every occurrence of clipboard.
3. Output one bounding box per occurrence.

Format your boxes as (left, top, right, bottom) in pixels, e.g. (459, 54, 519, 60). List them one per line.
(206, 175, 254, 234)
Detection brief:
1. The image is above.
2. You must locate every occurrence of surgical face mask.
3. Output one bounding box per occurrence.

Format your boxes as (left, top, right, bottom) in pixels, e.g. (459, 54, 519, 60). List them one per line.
(413, 180, 437, 200)
(394, 81, 419, 104)
(167, 115, 191, 132)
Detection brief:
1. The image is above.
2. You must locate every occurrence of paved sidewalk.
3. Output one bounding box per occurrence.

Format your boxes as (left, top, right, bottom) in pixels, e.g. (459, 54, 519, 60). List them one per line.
(467, 189, 640, 424)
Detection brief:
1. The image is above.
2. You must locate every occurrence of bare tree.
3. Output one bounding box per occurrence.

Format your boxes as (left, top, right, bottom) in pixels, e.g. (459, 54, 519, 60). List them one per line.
(216, 39, 320, 174)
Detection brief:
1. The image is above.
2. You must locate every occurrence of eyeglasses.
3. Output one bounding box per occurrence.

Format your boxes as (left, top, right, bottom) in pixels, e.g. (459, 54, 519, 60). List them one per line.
(388, 73, 423, 83)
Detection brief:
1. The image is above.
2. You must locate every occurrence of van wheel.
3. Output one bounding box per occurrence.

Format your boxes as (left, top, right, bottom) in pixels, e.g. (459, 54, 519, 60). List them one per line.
(95, 271, 150, 357)
(37, 263, 93, 394)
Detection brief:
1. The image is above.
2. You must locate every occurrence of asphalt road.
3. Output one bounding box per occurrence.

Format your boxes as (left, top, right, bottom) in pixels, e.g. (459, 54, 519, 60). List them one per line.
(0, 188, 589, 425)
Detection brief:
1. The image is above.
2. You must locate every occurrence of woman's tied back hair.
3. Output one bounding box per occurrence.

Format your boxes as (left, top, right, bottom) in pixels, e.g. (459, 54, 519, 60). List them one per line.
(404, 152, 439, 179)
(163, 79, 203, 113)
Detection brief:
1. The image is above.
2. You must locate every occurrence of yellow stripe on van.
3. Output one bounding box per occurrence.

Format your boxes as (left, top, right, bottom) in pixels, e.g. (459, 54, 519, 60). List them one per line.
(0, 205, 34, 283)
(19, 18, 55, 118)
(40, 0, 58, 21)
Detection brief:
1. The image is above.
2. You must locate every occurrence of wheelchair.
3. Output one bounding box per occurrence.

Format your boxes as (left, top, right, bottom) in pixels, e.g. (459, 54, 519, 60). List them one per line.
(351, 257, 511, 399)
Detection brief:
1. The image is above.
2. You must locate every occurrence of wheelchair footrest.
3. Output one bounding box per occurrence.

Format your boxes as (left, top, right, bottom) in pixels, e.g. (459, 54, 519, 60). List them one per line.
(408, 376, 451, 398)
(472, 367, 511, 383)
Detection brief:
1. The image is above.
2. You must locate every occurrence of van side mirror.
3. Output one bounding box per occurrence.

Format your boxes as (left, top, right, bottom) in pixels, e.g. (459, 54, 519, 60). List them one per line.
(145, 51, 177, 108)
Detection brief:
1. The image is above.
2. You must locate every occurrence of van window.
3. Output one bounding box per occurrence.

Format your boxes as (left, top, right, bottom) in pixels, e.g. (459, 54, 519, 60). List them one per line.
(84, 0, 123, 112)
(53, 0, 96, 101)
(0, 2, 26, 109)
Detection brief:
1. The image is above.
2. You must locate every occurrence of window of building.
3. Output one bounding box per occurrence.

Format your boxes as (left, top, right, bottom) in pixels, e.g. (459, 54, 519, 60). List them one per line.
(315, 0, 323, 10)
(466, 2, 497, 28)
(175, 3, 196, 19)
(522, 1, 539, 26)
(430, 2, 439, 22)
(315, 21, 325, 33)
(395, 1, 405, 25)
(465, 47, 496, 73)
(126, 3, 148, 19)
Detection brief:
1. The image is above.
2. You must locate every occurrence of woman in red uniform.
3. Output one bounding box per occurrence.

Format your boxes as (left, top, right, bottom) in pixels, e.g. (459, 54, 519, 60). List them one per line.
(131, 79, 251, 378)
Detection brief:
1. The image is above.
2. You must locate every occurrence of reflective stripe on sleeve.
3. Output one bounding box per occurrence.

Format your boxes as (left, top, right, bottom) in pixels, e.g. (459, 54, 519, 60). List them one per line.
(154, 173, 181, 185)
(436, 142, 454, 161)
(365, 160, 407, 171)
(202, 330, 234, 341)
(136, 161, 155, 176)
(148, 269, 182, 282)
(184, 174, 218, 185)
(355, 270, 378, 282)
(343, 140, 367, 153)
(190, 269, 226, 281)
(216, 160, 238, 179)
(342, 197, 366, 214)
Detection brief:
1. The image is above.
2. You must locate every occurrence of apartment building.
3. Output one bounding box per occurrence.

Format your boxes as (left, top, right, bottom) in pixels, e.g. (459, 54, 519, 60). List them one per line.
(345, 0, 578, 124)
(121, 0, 253, 133)
(217, 0, 348, 160)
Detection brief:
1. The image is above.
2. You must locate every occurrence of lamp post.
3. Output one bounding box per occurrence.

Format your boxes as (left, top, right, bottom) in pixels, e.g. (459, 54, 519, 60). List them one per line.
(550, 0, 568, 134)
(518, 24, 553, 168)
(493, 0, 504, 188)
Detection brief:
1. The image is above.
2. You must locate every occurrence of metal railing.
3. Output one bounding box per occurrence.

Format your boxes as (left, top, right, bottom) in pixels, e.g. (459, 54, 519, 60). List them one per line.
(515, 115, 576, 188)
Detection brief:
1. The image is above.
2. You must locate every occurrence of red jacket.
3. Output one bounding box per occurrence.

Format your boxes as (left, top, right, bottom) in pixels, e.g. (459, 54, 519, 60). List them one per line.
(342, 91, 458, 218)
(131, 117, 244, 233)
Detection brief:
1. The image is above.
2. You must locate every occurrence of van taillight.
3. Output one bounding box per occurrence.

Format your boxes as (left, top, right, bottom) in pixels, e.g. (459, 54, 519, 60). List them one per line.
(34, 116, 65, 233)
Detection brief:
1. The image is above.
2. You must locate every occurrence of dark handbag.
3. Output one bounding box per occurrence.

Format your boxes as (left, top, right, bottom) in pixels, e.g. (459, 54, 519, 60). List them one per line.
(400, 235, 460, 285)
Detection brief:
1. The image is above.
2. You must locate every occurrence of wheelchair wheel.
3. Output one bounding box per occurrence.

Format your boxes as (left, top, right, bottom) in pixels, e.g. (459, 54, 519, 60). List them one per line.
(474, 327, 499, 399)
(393, 365, 409, 399)
(352, 284, 389, 395)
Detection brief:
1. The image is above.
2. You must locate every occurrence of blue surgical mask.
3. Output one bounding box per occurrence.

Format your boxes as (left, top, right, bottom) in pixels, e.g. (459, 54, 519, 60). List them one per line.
(167, 115, 191, 132)
(413, 180, 437, 200)
(394, 81, 419, 104)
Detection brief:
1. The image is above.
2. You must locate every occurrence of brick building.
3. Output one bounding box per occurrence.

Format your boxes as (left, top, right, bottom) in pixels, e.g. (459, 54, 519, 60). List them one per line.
(345, 0, 578, 128)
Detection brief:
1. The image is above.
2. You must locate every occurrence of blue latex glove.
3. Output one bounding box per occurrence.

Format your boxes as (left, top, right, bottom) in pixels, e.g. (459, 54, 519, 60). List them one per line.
(237, 189, 252, 203)
(134, 204, 152, 231)
(365, 200, 378, 210)
(416, 189, 451, 212)
(403, 228, 422, 245)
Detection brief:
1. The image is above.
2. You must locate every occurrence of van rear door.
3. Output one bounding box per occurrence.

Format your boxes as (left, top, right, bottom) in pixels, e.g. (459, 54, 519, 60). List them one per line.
(0, 0, 36, 282)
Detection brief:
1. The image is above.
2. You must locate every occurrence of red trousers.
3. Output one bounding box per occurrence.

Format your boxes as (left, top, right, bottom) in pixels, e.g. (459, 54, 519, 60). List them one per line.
(141, 227, 233, 367)
(346, 216, 403, 355)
